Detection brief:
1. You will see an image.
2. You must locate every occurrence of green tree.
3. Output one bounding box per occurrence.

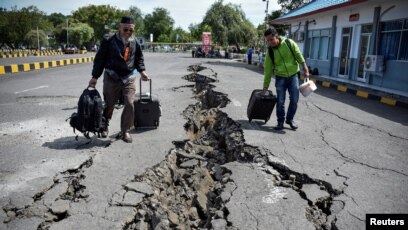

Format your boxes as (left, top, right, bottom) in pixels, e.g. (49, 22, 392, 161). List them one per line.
(202, 0, 256, 51)
(278, 0, 311, 13)
(267, 10, 286, 35)
(188, 23, 202, 42)
(53, 19, 69, 48)
(127, 6, 145, 35)
(0, 5, 47, 48)
(170, 27, 189, 43)
(144, 7, 174, 42)
(24, 29, 48, 49)
(0, 8, 11, 47)
(157, 34, 170, 43)
(46, 13, 67, 27)
(67, 22, 94, 48)
(72, 5, 122, 43)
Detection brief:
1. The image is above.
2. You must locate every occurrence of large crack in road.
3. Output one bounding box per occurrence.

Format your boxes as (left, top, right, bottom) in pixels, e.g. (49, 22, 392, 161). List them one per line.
(2, 64, 347, 229)
(121, 65, 344, 229)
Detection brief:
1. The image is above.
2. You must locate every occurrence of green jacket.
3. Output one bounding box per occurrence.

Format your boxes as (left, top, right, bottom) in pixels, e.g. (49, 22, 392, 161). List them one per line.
(263, 37, 305, 89)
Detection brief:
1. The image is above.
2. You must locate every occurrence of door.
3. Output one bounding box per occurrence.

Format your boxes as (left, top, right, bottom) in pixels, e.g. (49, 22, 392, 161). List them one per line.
(357, 24, 373, 82)
(357, 34, 371, 82)
(339, 27, 353, 78)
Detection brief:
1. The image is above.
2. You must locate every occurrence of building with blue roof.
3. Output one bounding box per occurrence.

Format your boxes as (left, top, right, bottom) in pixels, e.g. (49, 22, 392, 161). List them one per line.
(271, 0, 408, 98)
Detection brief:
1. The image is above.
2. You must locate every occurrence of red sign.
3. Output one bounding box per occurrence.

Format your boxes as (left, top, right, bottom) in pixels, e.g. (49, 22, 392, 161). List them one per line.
(349, 14, 359, 21)
(202, 32, 211, 54)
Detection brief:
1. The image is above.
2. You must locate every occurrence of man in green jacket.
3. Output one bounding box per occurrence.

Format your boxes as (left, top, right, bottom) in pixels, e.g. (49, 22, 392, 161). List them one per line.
(263, 28, 310, 130)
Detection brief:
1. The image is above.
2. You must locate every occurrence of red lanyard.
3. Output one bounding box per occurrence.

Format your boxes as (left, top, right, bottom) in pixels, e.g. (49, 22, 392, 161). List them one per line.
(123, 47, 129, 61)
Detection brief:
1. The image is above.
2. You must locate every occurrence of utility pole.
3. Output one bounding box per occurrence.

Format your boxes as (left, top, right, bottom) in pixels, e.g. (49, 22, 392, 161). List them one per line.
(265, 0, 269, 30)
(262, 0, 270, 57)
(37, 26, 40, 50)
(66, 19, 69, 48)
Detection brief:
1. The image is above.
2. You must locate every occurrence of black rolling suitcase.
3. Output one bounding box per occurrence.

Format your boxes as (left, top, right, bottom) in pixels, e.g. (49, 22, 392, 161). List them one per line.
(134, 78, 161, 129)
(247, 89, 276, 123)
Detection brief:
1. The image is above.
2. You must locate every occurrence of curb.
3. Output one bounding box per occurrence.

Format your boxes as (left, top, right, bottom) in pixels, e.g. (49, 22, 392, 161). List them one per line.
(0, 56, 95, 75)
(0, 51, 64, 58)
(306, 78, 408, 108)
(240, 58, 408, 108)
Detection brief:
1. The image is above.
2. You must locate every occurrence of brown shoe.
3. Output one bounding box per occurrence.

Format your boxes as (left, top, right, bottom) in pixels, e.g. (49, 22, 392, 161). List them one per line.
(122, 132, 132, 143)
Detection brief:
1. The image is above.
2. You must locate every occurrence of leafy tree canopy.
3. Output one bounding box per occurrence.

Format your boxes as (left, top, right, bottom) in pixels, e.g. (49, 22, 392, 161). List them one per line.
(46, 13, 67, 27)
(143, 7, 174, 42)
(0, 5, 48, 48)
(67, 22, 94, 48)
(170, 27, 190, 43)
(202, 0, 256, 50)
(24, 29, 48, 49)
(278, 0, 311, 13)
(72, 5, 122, 42)
(127, 6, 144, 35)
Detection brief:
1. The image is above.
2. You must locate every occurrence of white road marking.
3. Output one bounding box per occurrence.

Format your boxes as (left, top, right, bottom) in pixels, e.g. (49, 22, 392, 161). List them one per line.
(231, 98, 242, 107)
(14, 85, 49, 94)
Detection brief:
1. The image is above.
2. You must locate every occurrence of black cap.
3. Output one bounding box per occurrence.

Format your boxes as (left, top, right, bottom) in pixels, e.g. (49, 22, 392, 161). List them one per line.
(120, 16, 134, 24)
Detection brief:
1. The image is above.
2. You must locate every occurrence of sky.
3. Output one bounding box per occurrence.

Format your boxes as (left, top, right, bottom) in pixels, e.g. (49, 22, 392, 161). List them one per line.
(0, 0, 281, 30)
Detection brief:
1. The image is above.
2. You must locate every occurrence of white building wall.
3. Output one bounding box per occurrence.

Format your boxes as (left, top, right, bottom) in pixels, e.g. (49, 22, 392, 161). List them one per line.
(332, 0, 408, 58)
(290, 21, 306, 51)
(333, 6, 375, 58)
(379, 0, 408, 21)
(288, 0, 407, 59)
(277, 0, 408, 93)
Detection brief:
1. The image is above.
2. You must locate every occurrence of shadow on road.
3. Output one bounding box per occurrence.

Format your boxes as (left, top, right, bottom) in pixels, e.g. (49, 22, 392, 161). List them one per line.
(42, 136, 112, 150)
(205, 60, 408, 126)
(236, 119, 294, 134)
(312, 86, 408, 126)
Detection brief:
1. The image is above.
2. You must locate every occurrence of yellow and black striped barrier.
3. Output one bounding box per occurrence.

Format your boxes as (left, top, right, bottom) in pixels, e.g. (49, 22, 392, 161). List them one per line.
(239, 58, 407, 108)
(298, 75, 406, 108)
(241, 58, 407, 108)
(0, 50, 64, 58)
(241, 57, 406, 108)
(0, 56, 94, 75)
(0, 53, 29, 58)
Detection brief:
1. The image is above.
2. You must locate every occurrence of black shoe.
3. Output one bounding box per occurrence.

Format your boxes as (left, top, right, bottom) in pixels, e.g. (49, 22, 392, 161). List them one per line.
(101, 128, 108, 138)
(285, 120, 298, 130)
(122, 132, 132, 143)
(274, 122, 284, 130)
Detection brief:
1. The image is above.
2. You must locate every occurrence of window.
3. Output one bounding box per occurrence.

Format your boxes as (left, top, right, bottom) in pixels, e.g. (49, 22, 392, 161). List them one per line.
(380, 19, 408, 60)
(308, 29, 331, 60)
(362, 24, 372, 34)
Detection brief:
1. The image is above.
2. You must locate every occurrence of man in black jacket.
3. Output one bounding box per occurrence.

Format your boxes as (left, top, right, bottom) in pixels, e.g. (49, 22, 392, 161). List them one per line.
(89, 16, 149, 143)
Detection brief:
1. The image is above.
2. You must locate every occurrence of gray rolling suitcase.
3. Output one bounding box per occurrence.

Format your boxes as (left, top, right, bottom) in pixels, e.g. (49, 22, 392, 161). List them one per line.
(247, 89, 276, 123)
(134, 78, 161, 129)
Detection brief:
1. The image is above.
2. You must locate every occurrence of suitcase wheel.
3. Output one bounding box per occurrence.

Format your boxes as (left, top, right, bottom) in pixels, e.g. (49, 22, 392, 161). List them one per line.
(248, 118, 252, 123)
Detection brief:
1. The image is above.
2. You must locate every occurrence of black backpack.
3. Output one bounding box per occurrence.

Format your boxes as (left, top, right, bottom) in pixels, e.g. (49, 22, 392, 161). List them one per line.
(68, 88, 106, 139)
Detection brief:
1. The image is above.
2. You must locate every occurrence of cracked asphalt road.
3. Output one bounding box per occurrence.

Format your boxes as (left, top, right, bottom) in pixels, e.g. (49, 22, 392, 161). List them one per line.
(208, 60, 408, 229)
(0, 53, 407, 229)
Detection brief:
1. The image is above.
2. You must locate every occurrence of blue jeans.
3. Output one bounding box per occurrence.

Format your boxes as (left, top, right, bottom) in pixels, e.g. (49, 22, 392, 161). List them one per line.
(275, 74, 299, 123)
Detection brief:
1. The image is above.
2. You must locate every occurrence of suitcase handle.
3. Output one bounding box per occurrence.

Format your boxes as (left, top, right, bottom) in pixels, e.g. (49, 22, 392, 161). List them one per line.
(259, 90, 273, 98)
(139, 77, 152, 104)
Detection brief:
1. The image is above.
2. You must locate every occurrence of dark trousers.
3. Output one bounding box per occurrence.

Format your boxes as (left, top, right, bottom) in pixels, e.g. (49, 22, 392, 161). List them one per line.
(248, 54, 252, 64)
(103, 72, 136, 133)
